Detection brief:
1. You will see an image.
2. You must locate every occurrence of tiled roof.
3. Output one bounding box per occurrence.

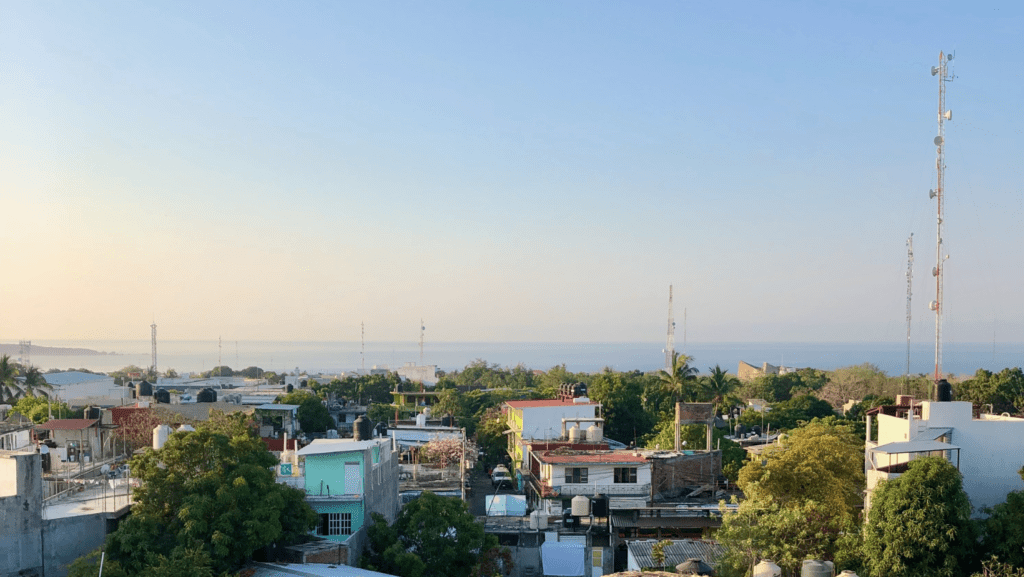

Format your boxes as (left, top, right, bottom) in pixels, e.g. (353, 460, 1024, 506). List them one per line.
(504, 399, 597, 408)
(36, 419, 99, 431)
(535, 451, 647, 464)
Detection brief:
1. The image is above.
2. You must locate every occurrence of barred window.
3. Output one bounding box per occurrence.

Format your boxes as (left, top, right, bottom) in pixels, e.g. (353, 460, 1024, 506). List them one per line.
(614, 467, 637, 483)
(318, 512, 353, 536)
(564, 467, 588, 484)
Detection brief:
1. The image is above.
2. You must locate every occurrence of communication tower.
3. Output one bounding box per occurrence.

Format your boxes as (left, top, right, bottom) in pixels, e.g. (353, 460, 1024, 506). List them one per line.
(361, 321, 365, 371)
(151, 322, 158, 375)
(218, 336, 222, 376)
(18, 340, 30, 367)
(664, 285, 675, 372)
(929, 50, 954, 399)
(419, 319, 425, 365)
(904, 234, 913, 394)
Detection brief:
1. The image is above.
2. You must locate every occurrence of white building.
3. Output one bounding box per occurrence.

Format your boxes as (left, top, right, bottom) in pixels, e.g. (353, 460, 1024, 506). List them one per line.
(395, 363, 438, 387)
(865, 398, 1024, 514)
(529, 450, 651, 515)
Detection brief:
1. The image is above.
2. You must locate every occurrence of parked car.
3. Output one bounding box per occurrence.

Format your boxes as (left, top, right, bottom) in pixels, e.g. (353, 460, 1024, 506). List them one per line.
(492, 465, 512, 489)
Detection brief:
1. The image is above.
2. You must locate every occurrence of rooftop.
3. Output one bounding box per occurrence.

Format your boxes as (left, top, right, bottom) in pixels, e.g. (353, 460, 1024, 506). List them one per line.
(36, 419, 99, 431)
(505, 399, 598, 408)
(296, 437, 386, 457)
(536, 450, 647, 465)
(255, 404, 301, 411)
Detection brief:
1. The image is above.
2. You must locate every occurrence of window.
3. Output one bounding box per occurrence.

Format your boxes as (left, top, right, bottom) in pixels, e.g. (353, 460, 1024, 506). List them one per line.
(564, 467, 588, 484)
(614, 467, 637, 483)
(318, 512, 353, 536)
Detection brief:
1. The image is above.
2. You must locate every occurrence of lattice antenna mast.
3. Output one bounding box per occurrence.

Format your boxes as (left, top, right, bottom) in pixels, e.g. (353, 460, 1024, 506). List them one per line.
(218, 336, 222, 376)
(929, 50, 954, 398)
(361, 321, 365, 371)
(664, 285, 675, 371)
(18, 340, 30, 367)
(419, 319, 425, 365)
(683, 308, 687, 355)
(904, 234, 913, 394)
(151, 321, 157, 375)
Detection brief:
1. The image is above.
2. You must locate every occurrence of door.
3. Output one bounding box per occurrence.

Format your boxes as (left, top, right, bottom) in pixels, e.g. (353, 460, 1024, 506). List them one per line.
(345, 462, 362, 494)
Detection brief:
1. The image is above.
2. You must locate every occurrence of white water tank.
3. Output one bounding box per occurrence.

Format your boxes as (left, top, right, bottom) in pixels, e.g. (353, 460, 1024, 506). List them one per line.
(177, 424, 195, 432)
(586, 424, 603, 443)
(571, 495, 590, 516)
(423, 406, 432, 418)
(153, 424, 172, 450)
(802, 560, 834, 577)
(416, 413, 427, 427)
(837, 571, 859, 577)
(536, 511, 549, 529)
(568, 424, 581, 442)
(753, 560, 782, 577)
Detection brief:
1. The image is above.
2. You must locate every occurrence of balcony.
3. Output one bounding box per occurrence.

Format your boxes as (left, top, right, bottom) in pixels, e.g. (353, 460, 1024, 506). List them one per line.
(547, 483, 651, 498)
(304, 488, 363, 502)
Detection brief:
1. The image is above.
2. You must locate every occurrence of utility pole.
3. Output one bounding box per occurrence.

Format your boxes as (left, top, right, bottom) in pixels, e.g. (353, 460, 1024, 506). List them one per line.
(929, 50, 954, 399)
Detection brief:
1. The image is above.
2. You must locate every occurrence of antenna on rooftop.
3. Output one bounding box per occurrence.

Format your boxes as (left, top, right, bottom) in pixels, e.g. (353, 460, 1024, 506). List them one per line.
(904, 234, 913, 395)
(930, 50, 954, 400)
(151, 321, 158, 376)
(664, 285, 675, 372)
(419, 319, 425, 365)
(218, 336, 222, 376)
(361, 321, 365, 371)
(18, 340, 30, 367)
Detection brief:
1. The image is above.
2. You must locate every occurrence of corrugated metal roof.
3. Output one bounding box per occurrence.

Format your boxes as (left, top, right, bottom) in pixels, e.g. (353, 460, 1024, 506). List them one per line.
(872, 440, 959, 453)
(626, 539, 725, 570)
(296, 438, 384, 456)
(36, 419, 98, 431)
(505, 399, 598, 408)
(255, 404, 300, 411)
(536, 451, 647, 464)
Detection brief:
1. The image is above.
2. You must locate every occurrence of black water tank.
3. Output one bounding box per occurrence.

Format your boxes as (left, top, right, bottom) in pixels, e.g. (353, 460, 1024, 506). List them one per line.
(562, 507, 577, 528)
(86, 406, 101, 420)
(137, 380, 153, 397)
(353, 415, 372, 441)
(286, 383, 293, 393)
(734, 424, 747, 437)
(154, 389, 171, 404)
(592, 494, 609, 517)
(751, 425, 762, 436)
(937, 379, 953, 402)
(197, 388, 217, 403)
(441, 415, 453, 427)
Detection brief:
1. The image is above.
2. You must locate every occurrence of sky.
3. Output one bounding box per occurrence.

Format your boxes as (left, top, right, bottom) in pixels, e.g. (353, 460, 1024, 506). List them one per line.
(2, 1, 1024, 344)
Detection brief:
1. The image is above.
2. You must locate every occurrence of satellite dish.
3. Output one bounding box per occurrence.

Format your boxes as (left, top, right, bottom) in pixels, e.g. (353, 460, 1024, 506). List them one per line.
(948, 53, 954, 61)
(945, 110, 953, 121)
(931, 66, 939, 76)
(929, 189, 937, 199)
(934, 136, 943, 146)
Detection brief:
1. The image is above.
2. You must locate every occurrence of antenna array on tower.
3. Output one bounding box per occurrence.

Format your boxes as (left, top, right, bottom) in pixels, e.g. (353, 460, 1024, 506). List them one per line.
(904, 234, 913, 394)
(664, 286, 675, 372)
(930, 50, 954, 398)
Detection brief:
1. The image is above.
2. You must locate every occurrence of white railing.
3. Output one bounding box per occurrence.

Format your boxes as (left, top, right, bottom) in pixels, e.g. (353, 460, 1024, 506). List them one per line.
(550, 483, 651, 497)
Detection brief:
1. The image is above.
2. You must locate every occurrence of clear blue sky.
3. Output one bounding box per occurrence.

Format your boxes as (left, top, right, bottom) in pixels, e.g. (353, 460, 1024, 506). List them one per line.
(1, 1, 1022, 344)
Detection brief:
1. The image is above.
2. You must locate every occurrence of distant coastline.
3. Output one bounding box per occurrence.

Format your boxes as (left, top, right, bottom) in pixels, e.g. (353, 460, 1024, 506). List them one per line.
(0, 343, 116, 357)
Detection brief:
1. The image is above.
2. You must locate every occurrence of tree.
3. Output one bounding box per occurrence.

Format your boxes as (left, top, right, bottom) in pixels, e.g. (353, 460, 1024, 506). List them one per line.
(475, 407, 509, 470)
(420, 436, 465, 468)
(650, 539, 672, 570)
(163, 368, 179, 378)
(700, 365, 741, 415)
(737, 417, 864, 519)
(588, 369, 657, 444)
(277, 390, 335, 433)
(99, 417, 318, 575)
(362, 491, 508, 577)
(11, 394, 78, 424)
(21, 366, 52, 398)
(958, 368, 1024, 414)
(738, 394, 836, 432)
(978, 465, 1024, 568)
(660, 352, 700, 405)
(864, 457, 976, 577)
(0, 354, 21, 403)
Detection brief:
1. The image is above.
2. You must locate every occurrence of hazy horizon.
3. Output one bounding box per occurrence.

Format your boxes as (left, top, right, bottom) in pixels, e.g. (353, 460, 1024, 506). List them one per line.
(4, 2, 1024, 345)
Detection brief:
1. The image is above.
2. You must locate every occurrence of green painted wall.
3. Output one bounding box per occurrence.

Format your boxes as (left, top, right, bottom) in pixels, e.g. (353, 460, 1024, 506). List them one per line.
(311, 501, 364, 543)
(304, 451, 365, 496)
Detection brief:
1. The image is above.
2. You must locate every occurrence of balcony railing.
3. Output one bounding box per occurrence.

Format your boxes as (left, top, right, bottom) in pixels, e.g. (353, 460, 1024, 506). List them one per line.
(548, 483, 651, 497)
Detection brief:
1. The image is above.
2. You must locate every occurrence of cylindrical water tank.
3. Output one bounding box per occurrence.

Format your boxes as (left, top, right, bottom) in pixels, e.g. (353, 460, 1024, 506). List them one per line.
(137, 380, 153, 397)
(423, 406, 432, 418)
(537, 511, 549, 529)
(197, 388, 217, 403)
(441, 415, 453, 427)
(571, 495, 590, 516)
(592, 494, 609, 517)
(286, 383, 293, 393)
(838, 571, 860, 577)
(568, 424, 581, 442)
(154, 389, 170, 404)
(529, 510, 540, 530)
(353, 415, 372, 441)
(415, 413, 427, 427)
(751, 425, 763, 436)
(937, 379, 953, 402)
(153, 424, 172, 450)
(802, 560, 834, 577)
(587, 424, 603, 443)
(753, 560, 782, 577)
(177, 424, 195, 432)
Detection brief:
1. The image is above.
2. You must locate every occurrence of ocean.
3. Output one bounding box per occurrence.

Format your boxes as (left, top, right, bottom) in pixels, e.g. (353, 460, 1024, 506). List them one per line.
(13, 340, 1024, 378)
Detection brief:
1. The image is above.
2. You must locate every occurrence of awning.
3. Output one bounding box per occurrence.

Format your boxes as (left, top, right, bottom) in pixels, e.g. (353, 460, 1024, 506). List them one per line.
(485, 495, 528, 516)
(541, 542, 585, 577)
(871, 440, 959, 454)
(912, 427, 952, 441)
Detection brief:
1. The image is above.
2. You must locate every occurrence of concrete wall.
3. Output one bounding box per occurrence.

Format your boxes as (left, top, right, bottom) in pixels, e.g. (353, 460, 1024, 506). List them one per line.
(364, 443, 399, 524)
(41, 513, 110, 577)
(650, 452, 721, 500)
(0, 453, 43, 577)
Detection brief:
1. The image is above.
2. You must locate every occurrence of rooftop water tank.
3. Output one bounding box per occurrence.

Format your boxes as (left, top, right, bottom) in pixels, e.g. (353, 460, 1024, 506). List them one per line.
(753, 560, 782, 577)
(154, 389, 171, 404)
(441, 415, 453, 427)
(801, 560, 834, 577)
(415, 413, 427, 427)
(568, 424, 581, 442)
(592, 494, 609, 517)
(838, 571, 860, 577)
(353, 415, 372, 441)
(571, 495, 590, 516)
(586, 423, 603, 443)
(153, 424, 173, 450)
(197, 388, 217, 403)
(937, 379, 953, 402)
(423, 406, 432, 418)
(137, 380, 153, 397)
(676, 558, 716, 576)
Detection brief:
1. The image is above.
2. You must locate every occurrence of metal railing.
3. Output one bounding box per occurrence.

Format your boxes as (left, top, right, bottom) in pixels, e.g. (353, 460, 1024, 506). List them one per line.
(548, 483, 651, 497)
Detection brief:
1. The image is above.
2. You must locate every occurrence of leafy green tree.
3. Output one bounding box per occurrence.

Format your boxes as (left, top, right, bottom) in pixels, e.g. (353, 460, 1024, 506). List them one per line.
(99, 417, 317, 575)
(11, 394, 79, 423)
(361, 491, 507, 577)
(21, 366, 52, 398)
(642, 420, 745, 480)
(717, 498, 861, 577)
(739, 394, 836, 431)
(700, 365, 741, 415)
(740, 372, 806, 403)
(588, 368, 657, 444)
(475, 407, 509, 470)
(163, 368, 179, 378)
(978, 465, 1024, 568)
(958, 368, 1024, 414)
(0, 354, 21, 403)
(864, 457, 976, 577)
(737, 417, 864, 519)
(277, 390, 335, 433)
(368, 402, 395, 424)
(660, 352, 700, 405)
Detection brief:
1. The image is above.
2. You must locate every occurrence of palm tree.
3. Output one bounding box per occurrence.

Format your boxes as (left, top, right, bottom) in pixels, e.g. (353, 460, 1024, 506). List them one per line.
(21, 366, 52, 398)
(0, 354, 21, 404)
(702, 364, 741, 415)
(659, 352, 699, 404)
